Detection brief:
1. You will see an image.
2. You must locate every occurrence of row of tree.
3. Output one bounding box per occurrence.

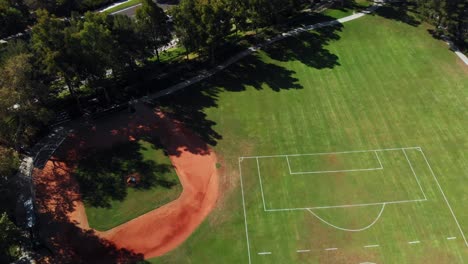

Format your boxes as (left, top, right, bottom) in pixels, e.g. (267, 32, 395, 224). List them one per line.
(171, 0, 307, 62)
(408, 0, 467, 49)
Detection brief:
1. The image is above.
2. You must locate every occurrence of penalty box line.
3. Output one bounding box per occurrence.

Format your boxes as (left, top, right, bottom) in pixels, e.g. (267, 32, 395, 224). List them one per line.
(252, 147, 428, 212)
(287, 150, 384, 175)
(240, 146, 421, 159)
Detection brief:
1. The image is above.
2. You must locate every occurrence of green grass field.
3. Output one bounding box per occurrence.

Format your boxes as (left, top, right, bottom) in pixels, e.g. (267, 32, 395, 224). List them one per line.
(81, 140, 182, 231)
(147, 5, 467, 264)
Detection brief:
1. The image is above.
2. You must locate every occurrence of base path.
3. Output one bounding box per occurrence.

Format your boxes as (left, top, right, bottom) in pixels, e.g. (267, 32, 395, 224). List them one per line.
(34, 104, 219, 261)
(99, 110, 219, 258)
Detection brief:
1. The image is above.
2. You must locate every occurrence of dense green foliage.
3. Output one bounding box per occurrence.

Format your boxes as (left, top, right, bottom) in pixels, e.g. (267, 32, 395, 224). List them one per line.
(171, 0, 308, 62)
(0, 0, 29, 38)
(136, 0, 170, 62)
(0, 212, 21, 263)
(408, 0, 467, 49)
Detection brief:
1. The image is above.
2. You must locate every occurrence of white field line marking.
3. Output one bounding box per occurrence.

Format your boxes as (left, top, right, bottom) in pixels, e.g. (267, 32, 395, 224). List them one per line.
(286, 156, 293, 174)
(420, 148, 468, 247)
(307, 204, 386, 232)
(287, 150, 383, 174)
(256, 158, 268, 211)
(364, 244, 380, 248)
(265, 199, 426, 211)
(402, 149, 427, 200)
(408, 241, 420, 244)
(238, 158, 252, 264)
(296, 249, 310, 253)
(375, 151, 384, 169)
(325, 248, 338, 251)
(241, 146, 421, 159)
(290, 167, 383, 175)
(257, 252, 272, 255)
(447, 237, 457, 240)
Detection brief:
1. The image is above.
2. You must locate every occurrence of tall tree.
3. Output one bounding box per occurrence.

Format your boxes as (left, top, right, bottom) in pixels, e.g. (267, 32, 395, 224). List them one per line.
(136, 0, 171, 62)
(0, 53, 51, 149)
(172, 0, 232, 64)
(108, 15, 146, 75)
(31, 9, 83, 110)
(0, 0, 30, 38)
(171, 0, 202, 58)
(70, 12, 116, 103)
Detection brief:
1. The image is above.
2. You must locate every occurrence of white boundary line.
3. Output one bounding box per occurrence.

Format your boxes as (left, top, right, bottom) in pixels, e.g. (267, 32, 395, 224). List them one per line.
(325, 248, 338, 251)
(307, 204, 386, 232)
(286, 156, 292, 174)
(238, 158, 252, 264)
(264, 199, 427, 211)
(402, 149, 427, 200)
(419, 148, 468, 247)
(256, 158, 268, 211)
(447, 237, 457, 240)
(290, 167, 383, 175)
(408, 240, 420, 244)
(257, 252, 271, 255)
(241, 146, 421, 159)
(375, 151, 384, 168)
(363, 244, 380, 248)
(296, 249, 310, 253)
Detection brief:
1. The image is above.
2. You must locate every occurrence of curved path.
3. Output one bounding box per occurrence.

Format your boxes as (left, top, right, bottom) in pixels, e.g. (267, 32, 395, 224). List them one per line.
(99, 111, 219, 258)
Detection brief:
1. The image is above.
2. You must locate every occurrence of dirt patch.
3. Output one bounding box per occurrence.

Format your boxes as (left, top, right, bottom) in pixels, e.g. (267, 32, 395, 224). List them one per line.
(34, 103, 220, 261)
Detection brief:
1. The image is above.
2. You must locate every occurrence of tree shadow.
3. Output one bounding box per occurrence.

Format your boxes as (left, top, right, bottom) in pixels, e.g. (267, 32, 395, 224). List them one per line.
(372, 4, 421, 27)
(263, 25, 342, 69)
(152, 51, 305, 146)
(73, 141, 176, 208)
(33, 158, 148, 263)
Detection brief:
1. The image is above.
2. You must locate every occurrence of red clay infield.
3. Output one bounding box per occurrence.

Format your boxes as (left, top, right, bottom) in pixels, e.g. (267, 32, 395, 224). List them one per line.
(34, 103, 219, 262)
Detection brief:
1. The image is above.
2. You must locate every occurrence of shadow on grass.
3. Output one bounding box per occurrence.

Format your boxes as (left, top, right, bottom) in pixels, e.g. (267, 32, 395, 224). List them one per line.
(34, 159, 149, 263)
(154, 21, 342, 145)
(74, 141, 175, 208)
(264, 25, 343, 69)
(373, 3, 421, 27)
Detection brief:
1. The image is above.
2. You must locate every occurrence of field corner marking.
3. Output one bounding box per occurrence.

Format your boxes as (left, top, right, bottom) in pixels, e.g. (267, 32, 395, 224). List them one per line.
(238, 157, 252, 264)
(419, 148, 468, 247)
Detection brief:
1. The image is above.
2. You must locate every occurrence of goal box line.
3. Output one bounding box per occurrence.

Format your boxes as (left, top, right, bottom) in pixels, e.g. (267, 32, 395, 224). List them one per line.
(286, 151, 384, 175)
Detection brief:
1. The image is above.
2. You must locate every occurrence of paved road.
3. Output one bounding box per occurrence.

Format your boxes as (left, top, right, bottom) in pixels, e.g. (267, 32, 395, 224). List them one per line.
(110, 1, 174, 16)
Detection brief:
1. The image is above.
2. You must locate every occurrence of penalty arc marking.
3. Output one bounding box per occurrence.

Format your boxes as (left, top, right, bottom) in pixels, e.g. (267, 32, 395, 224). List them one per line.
(307, 203, 386, 232)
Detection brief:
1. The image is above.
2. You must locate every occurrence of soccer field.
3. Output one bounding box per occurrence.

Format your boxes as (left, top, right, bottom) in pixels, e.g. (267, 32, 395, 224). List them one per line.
(150, 7, 468, 264)
(239, 146, 465, 263)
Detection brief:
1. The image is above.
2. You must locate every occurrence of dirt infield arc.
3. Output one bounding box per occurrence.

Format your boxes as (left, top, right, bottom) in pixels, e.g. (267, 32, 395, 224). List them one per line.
(34, 104, 219, 261)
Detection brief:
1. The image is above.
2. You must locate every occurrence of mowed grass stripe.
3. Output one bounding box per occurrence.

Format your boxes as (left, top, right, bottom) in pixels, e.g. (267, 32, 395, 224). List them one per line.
(150, 13, 467, 263)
